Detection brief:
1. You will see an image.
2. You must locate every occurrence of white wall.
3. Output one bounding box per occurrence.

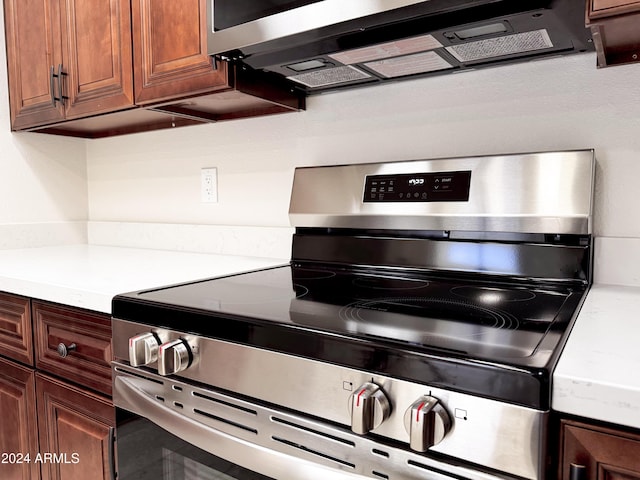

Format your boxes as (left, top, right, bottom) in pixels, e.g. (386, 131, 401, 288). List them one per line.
(2, 0, 639, 281)
(87, 52, 640, 239)
(0, 6, 88, 248)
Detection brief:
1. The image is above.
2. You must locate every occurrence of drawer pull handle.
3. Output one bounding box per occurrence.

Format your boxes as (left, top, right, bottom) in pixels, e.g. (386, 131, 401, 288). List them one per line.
(57, 342, 77, 358)
(570, 464, 588, 480)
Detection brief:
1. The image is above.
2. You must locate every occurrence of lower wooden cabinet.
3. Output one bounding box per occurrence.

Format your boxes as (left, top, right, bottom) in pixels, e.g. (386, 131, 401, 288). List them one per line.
(36, 374, 115, 480)
(560, 418, 640, 479)
(0, 357, 40, 480)
(0, 293, 115, 480)
(0, 292, 33, 365)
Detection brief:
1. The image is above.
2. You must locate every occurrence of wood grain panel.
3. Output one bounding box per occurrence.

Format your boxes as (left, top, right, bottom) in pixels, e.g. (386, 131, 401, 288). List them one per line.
(0, 358, 40, 480)
(0, 293, 33, 365)
(3, 0, 66, 129)
(36, 374, 114, 480)
(590, 0, 640, 17)
(33, 302, 112, 396)
(61, 0, 134, 119)
(132, 0, 229, 104)
(561, 419, 640, 479)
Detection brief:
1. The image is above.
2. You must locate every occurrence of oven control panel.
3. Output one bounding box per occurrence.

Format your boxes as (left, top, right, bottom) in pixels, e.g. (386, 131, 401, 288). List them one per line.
(112, 318, 545, 480)
(363, 170, 471, 203)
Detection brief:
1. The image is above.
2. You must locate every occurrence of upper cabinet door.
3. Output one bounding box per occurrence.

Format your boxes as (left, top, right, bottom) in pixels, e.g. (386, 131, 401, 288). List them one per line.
(3, 0, 133, 129)
(59, 0, 134, 119)
(132, 0, 230, 105)
(3, 0, 66, 129)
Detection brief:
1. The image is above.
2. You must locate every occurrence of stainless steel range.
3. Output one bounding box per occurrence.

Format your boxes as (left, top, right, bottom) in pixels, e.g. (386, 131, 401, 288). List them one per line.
(111, 150, 595, 480)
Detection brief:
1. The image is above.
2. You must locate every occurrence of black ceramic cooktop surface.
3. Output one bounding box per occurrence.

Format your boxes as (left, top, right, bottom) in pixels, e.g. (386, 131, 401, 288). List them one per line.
(117, 264, 583, 362)
(112, 264, 586, 409)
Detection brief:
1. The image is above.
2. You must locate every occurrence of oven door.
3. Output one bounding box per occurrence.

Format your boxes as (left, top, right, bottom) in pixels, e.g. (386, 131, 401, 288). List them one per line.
(112, 360, 515, 480)
(115, 408, 274, 480)
(112, 363, 371, 480)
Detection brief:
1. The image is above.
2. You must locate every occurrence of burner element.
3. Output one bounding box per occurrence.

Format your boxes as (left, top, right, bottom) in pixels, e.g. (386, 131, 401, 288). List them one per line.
(292, 267, 337, 280)
(339, 297, 520, 330)
(451, 286, 536, 303)
(352, 276, 429, 291)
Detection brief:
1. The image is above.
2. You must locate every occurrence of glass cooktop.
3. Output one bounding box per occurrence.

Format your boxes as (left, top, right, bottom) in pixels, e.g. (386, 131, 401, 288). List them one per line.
(123, 264, 583, 363)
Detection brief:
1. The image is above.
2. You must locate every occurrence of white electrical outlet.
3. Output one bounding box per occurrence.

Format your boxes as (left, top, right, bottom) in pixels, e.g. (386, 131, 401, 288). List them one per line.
(201, 167, 218, 203)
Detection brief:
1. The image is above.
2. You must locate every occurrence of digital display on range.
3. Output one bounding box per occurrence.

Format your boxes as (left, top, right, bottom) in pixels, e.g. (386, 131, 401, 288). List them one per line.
(363, 170, 471, 203)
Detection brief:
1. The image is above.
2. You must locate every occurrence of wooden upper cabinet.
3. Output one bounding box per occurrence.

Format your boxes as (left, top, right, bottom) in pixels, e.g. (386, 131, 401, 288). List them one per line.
(59, 0, 134, 119)
(4, 0, 303, 137)
(590, 0, 640, 17)
(586, 0, 640, 67)
(132, 0, 229, 104)
(3, 0, 66, 129)
(3, 0, 134, 130)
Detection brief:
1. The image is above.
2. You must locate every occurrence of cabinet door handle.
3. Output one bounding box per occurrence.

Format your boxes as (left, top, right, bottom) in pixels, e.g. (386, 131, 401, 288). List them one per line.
(108, 426, 117, 480)
(57, 342, 77, 358)
(50, 65, 57, 106)
(50, 65, 67, 107)
(56, 64, 67, 106)
(570, 463, 588, 480)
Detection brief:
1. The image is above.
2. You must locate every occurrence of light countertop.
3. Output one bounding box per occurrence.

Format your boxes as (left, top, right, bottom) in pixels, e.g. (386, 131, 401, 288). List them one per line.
(553, 284, 640, 429)
(0, 244, 286, 314)
(0, 245, 637, 429)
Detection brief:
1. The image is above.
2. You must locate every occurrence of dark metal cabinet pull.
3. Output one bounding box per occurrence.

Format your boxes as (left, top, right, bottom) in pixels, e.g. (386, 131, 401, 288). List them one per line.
(50, 64, 67, 107)
(108, 426, 117, 480)
(57, 342, 77, 358)
(570, 463, 588, 480)
(50, 65, 56, 106)
(56, 64, 66, 106)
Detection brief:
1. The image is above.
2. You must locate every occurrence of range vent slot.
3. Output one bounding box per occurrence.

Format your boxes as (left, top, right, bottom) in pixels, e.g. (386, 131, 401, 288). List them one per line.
(408, 460, 471, 480)
(193, 408, 258, 434)
(271, 416, 355, 447)
(372, 449, 390, 458)
(271, 436, 356, 469)
(192, 391, 257, 416)
(114, 367, 163, 385)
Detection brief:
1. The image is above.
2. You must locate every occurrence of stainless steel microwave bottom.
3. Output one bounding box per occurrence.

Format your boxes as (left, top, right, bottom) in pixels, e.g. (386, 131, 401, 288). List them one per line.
(113, 363, 535, 480)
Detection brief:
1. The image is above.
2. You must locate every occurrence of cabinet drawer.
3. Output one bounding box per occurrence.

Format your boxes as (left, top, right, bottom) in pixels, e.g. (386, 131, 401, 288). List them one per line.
(33, 302, 112, 396)
(0, 292, 33, 365)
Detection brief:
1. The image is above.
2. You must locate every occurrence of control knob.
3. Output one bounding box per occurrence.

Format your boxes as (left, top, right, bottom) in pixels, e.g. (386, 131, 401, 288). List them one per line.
(348, 382, 391, 435)
(157, 339, 193, 376)
(403, 395, 451, 452)
(128, 332, 161, 367)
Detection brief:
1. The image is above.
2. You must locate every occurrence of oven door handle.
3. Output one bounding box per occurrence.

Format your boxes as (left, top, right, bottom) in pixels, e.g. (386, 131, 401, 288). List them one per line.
(114, 375, 368, 480)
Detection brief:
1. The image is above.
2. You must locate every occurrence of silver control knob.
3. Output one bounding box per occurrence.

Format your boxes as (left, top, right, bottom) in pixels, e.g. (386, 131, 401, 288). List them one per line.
(157, 339, 192, 376)
(403, 395, 451, 452)
(128, 332, 160, 366)
(348, 382, 391, 434)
